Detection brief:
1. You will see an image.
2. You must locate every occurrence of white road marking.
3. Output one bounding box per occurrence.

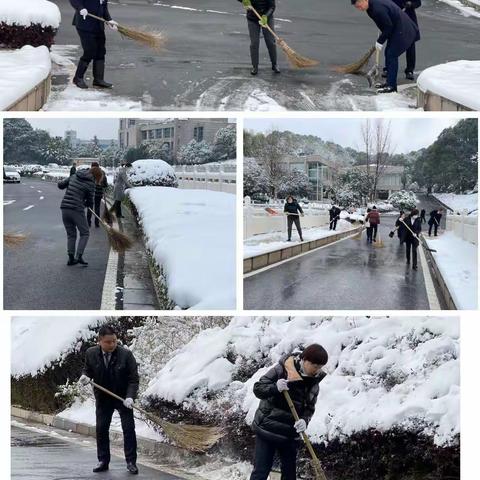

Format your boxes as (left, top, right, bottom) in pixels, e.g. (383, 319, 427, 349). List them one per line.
(39, 196, 45, 200)
(37, 190, 42, 193)
(23, 205, 35, 211)
(4, 200, 16, 206)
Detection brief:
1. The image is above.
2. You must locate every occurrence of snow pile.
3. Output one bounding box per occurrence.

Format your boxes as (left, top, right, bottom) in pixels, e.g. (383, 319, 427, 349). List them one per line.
(129, 159, 178, 187)
(0, 45, 51, 110)
(433, 192, 478, 214)
(426, 232, 478, 309)
(145, 316, 459, 447)
(417, 61, 480, 110)
(128, 187, 236, 309)
(438, 0, 480, 18)
(0, 0, 61, 28)
(388, 190, 418, 210)
(11, 316, 104, 378)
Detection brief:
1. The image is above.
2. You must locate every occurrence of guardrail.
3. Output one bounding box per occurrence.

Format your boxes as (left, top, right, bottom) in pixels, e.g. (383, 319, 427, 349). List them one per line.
(174, 164, 236, 194)
(446, 212, 477, 245)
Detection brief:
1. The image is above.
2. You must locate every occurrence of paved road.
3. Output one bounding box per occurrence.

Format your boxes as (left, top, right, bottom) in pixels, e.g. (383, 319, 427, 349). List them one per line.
(244, 215, 432, 310)
(12, 425, 183, 479)
(4, 178, 110, 310)
(51, 0, 480, 110)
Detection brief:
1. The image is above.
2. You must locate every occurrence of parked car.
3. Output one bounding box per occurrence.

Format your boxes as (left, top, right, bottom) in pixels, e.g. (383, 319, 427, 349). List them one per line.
(3, 166, 21, 183)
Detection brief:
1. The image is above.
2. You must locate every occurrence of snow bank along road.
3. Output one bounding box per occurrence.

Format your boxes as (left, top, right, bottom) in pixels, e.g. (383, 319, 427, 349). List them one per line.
(52, 0, 480, 111)
(11, 424, 184, 479)
(4, 178, 110, 310)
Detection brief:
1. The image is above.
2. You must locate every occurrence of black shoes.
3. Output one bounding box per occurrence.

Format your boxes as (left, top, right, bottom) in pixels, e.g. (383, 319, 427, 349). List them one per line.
(73, 77, 89, 89)
(405, 71, 415, 81)
(73, 59, 89, 89)
(93, 60, 113, 89)
(67, 254, 78, 266)
(377, 85, 397, 94)
(77, 255, 88, 266)
(93, 462, 109, 473)
(127, 463, 139, 475)
(251, 66, 258, 76)
(272, 64, 281, 74)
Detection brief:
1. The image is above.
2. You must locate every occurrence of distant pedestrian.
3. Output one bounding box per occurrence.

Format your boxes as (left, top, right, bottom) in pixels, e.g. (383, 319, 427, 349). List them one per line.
(401, 208, 422, 270)
(420, 208, 426, 223)
(58, 167, 95, 266)
(284, 195, 304, 242)
(79, 325, 139, 475)
(239, 0, 280, 76)
(112, 163, 132, 219)
(249, 344, 328, 480)
(364, 208, 373, 242)
(366, 206, 380, 242)
(70, 162, 77, 176)
(87, 164, 108, 228)
(329, 204, 341, 231)
(395, 211, 406, 244)
(428, 208, 443, 236)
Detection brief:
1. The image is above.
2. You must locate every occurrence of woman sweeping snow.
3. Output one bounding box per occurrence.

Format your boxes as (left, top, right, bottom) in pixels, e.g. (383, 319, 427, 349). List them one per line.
(87, 163, 108, 228)
(58, 168, 95, 266)
(112, 163, 132, 219)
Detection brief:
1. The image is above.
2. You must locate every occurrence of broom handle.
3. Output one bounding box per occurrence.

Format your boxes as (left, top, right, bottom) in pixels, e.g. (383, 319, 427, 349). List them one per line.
(282, 390, 327, 480)
(86, 12, 108, 24)
(88, 207, 108, 227)
(399, 219, 421, 241)
(247, 6, 281, 41)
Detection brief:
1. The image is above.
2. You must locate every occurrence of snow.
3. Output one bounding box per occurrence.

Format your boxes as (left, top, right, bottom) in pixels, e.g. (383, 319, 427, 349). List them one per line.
(425, 232, 478, 309)
(438, 0, 480, 18)
(0, 46, 51, 110)
(145, 316, 460, 447)
(433, 193, 478, 214)
(129, 159, 177, 186)
(11, 317, 104, 378)
(244, 89, 287, 112)
(0, 0, 61, 28)
(128, 187, 236, 309)
(417, 61, 480, 111)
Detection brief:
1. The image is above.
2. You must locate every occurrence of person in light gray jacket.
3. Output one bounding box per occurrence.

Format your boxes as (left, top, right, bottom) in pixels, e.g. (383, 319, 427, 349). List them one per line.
(112, 163, 132, 218)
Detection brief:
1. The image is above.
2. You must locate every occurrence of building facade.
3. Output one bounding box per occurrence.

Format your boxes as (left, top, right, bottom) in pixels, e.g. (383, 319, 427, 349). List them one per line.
(350, 165, 405, 198)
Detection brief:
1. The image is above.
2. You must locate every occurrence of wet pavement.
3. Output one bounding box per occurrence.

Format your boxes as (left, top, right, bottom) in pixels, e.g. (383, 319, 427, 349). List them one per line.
(11, 425, 183, 479)
(51, 0, 480, 110)
(4, 178, 110, 309)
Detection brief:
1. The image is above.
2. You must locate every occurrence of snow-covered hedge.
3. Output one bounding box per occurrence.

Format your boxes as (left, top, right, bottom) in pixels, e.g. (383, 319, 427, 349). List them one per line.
(128, 159, 178, 187)
(388, 190, 418, 211)
(0, 0, 60, 49)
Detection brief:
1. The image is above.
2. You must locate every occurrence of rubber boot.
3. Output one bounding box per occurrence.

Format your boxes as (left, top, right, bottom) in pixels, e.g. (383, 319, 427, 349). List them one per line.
(272, 64, 281, 74)
(251, 66, 258, 76)
(93, 60, 113, 88)
(77, 254, 88, 266)
(67, 254, 78, 266)
(73, 59, 90, 89)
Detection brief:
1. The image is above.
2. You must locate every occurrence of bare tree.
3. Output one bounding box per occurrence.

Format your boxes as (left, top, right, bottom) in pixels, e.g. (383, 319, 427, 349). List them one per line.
(361, 119, 373, 178)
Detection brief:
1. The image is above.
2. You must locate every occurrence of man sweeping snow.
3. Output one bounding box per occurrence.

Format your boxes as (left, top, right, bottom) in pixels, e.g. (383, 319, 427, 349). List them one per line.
(352, 0, 419, 93)
(70, 0, 119, 89)
(79, 325, 140, 475)
(249, 344, 328, 480)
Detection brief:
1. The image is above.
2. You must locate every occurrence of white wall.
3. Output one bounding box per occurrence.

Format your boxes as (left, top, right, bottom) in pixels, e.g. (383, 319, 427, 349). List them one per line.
(446, 212, 477, 245)
(175, 164, 236, 194)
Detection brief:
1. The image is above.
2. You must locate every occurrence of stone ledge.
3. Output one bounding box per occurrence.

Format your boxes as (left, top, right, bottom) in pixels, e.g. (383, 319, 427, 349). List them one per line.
(7, 74, 51, 111)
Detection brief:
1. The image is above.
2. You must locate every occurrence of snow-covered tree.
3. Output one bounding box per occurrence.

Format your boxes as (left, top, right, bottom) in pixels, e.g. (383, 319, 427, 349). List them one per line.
(39, 136, 72, 165)
(142, 140, 173, 164)
(212, 126, 236, 161)
(330, 169, 373, 206)
(100, 145, 126, 168)
(178, 140, 214, 165)
(388, 190, 418, 211)
(277, 169, 312, 199)
(244, 157, 271, 198)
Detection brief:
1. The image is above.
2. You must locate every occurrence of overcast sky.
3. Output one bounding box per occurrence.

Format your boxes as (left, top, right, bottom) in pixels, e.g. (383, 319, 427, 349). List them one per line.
(26, 118, 119, 139)
(244, 118, 460, 154)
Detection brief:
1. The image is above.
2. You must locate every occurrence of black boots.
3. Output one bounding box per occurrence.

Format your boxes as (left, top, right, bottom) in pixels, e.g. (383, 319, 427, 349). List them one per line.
(77, 255, 88, 266)
(73, 59, 89, 89)
(93, 60, 113, 88)
(93, 462, 109, 473)
(127, 463, 139, 475)
(272, 64, 281, 74)
(405, 71, 415, 81)
(251, 66, 258, 76)
(67, 254, 78, 266)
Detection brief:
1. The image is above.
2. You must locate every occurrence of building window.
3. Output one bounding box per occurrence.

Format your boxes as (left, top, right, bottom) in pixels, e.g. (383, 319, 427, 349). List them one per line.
(164, 127, 173, 138)
(126, 132, 129, 145)
(128, 119, 136, 127)
(194, 126, 204, 142)
(120, 120, 125, 129)
(155, 129, 162, 139)
(148, 130, 154, 140)
(141, 131, 147, 140)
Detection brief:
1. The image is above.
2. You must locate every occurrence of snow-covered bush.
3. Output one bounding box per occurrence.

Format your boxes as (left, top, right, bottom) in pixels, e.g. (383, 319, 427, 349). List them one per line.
(277, 169, 312, 199)
(243, 157, 270, 198)
(0, 0, 60, 49)
(128, 159, 178, 187)
(388, 190, 418, 211)
(212, 125, 236, 161)
(178, 140, 214, 165)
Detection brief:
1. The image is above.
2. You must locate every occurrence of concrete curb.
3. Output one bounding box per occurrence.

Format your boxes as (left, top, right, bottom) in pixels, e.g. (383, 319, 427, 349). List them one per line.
(7, 74, 51, 111)
(244, 226, 363, 274)
(417, 88, 473, 112)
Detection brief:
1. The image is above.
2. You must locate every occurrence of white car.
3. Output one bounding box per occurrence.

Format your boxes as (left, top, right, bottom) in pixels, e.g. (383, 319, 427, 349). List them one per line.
(3, 167, 21, 183)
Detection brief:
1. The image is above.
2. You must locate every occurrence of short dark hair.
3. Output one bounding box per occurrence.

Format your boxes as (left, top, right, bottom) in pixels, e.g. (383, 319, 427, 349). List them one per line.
(372, 206, 377, 209)
(302, 344, 328, 365)
(98, 325, 117, 338)
(411, 208, 419, 216)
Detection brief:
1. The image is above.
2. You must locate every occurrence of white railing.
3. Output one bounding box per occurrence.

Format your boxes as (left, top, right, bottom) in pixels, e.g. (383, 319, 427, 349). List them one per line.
(244, 196, 330, 239)
(174, 164, 236, 194)
(446, 211, 477, 245)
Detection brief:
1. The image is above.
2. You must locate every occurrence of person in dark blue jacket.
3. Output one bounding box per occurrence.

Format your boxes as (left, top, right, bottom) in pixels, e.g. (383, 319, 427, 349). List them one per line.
(352, 0, 419, 93)
(70, 1, 119, 89)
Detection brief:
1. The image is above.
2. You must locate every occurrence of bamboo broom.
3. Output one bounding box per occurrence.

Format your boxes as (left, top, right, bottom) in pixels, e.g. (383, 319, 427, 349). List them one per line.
(246, 7, 318, 68)
(332, 45, 375, 74)
(87, 13, 166, 52)
(90, 381, 225, 453)
(102, 194, 114, 226)
(88, 208, 133, 253)
(4, 232, 27, 247)
(399, 219, 437, 253)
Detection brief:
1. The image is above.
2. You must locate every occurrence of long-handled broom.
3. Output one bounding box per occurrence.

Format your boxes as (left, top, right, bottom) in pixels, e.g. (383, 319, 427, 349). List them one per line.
(102, 194, 114, 226)
(284, 357, 328, 480)
(332, 45, 375, 74)
(87, 13, 166, 52)
(88, 208, 133, 253)
(89, 380, 225, 453)
(246, 7, 318, 68)
(399, 219, 437, 253)
(4, 232, 27, 247)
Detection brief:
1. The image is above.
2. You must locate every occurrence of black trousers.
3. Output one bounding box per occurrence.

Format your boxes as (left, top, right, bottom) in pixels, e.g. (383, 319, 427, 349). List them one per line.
(366, 226, 373, 242)
(87, 196, 102, 226)
(77, 28, 107, 62)
(113, 200, 123, 218)
(405, 42, 416, 73)
(247, 17, 277, 67)
(371, 224, 378, 241)
(329, 218, 338, 231)
(96, 400, 137, 464)
(428, 223, 438, 236)
(287, 216, 302, 240)
(405, 238, 418, 267)
(250, 434, 297, 480)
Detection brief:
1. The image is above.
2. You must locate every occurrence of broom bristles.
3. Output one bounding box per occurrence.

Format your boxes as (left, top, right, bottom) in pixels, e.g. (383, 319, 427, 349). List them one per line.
(102, 203, 114, 226)
(278, 39, 318, 69)
(117, 24, 166, 52)
(332, 45, 375, 74)
(106, 226, 134, 253)
(4, 232, 27, 247)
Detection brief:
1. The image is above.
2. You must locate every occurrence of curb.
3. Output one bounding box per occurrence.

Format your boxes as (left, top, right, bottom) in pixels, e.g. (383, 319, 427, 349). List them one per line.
(244, 226, 363, 274)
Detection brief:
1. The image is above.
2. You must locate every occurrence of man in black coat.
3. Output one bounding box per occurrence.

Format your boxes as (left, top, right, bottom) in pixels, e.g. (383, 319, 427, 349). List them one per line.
(352, 0, 420, 93)
(239, 0, 280, 75)
(400, 208, 422, 269)
(70, 162, 77, 176)
(250, 345, 328, 480)
(70, 1, 118, 89)
(79, 325, 140, 475)
(329, 204, 341, 231)
(428, 208, 443, 236)
(284, 196, 304, 242)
